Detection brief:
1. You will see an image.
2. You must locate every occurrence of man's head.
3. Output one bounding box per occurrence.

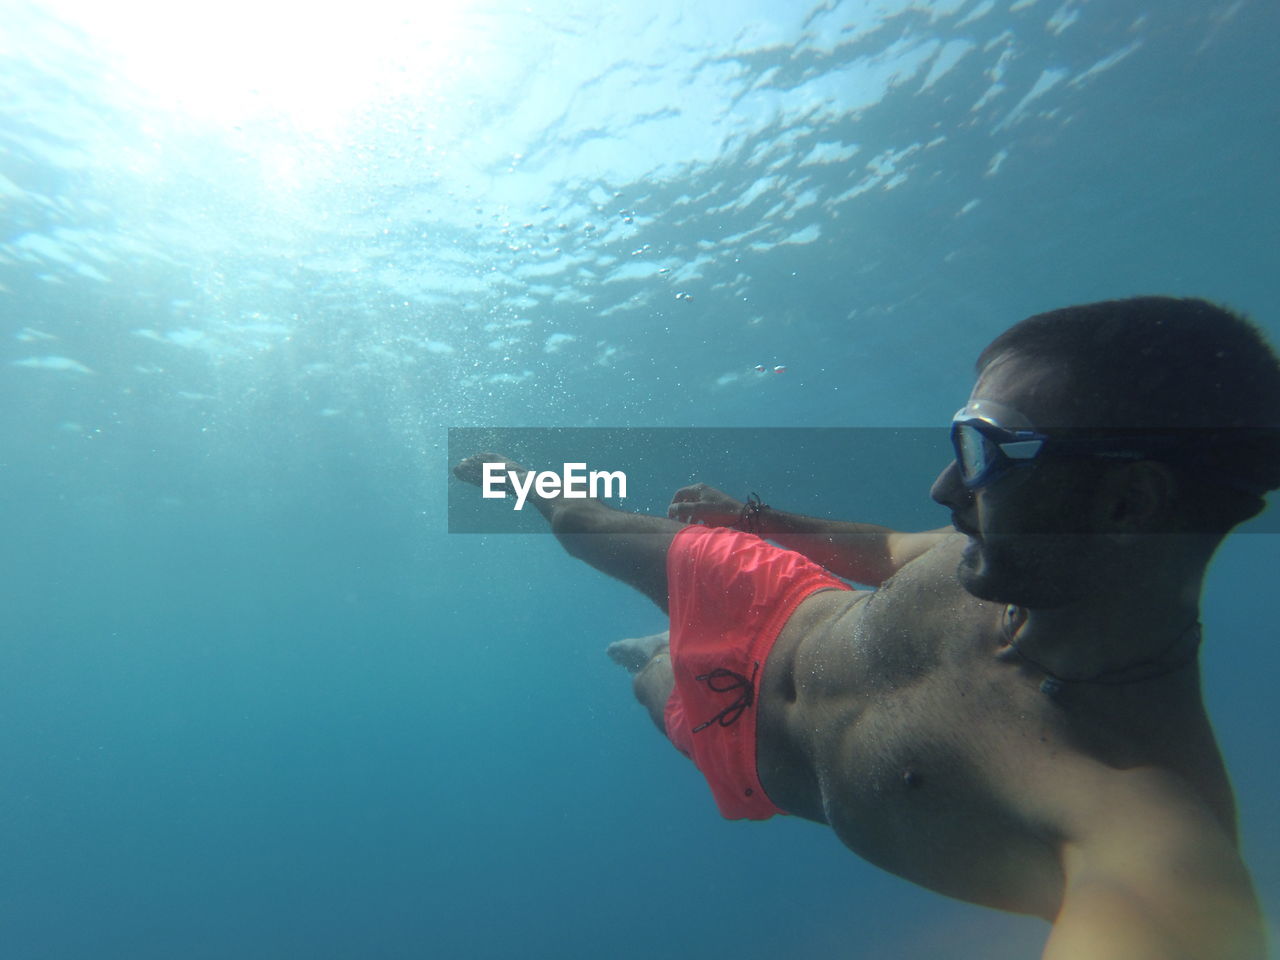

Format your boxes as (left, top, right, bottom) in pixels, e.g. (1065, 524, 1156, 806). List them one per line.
(931, 296, 1280, 607)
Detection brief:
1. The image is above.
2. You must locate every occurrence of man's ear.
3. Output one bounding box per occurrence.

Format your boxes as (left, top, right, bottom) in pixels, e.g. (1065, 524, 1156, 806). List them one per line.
(1104, 460, 1179, 534)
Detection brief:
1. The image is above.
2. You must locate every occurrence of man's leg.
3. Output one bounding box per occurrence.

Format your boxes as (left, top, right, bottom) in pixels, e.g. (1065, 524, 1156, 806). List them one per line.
(453, 452, 680, 610)
(608, 631, 673, 735)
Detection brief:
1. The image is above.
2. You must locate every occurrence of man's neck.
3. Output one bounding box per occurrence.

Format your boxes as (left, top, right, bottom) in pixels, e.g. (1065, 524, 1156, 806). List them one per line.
(1012, 573, 1204, 685)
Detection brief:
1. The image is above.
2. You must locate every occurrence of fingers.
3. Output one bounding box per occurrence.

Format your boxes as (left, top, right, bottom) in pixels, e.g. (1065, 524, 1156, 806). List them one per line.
(669, 482, 711, 505)
(668, 501, 738, 526)
(668, 484, 700, 521)
(667, 500, 700, 522)
(667, 483, 743, 526)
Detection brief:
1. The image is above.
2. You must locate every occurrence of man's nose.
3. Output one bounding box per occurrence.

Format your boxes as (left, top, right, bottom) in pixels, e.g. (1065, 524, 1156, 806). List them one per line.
(930, 460, 970, 508)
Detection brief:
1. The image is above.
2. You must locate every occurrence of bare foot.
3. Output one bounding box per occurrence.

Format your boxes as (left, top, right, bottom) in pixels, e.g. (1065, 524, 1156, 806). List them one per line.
(607, 631, 670, 674)
(452, 452, 530, 493)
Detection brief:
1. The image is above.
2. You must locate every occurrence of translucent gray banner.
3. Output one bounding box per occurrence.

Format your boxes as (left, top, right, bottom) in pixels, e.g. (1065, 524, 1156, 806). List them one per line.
(448, 427, 1277, 535)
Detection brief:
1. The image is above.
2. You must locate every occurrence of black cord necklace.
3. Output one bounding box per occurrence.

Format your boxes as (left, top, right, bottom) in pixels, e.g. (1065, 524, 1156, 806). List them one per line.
(1003, 607, 1203, 697)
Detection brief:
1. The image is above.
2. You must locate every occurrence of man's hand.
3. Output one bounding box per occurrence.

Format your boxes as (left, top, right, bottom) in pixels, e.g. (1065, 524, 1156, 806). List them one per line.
(667, 483, 744, 527)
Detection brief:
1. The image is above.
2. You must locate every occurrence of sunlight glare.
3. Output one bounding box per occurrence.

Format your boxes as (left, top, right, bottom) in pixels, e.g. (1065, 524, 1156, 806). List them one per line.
(41, 0, 479, 136)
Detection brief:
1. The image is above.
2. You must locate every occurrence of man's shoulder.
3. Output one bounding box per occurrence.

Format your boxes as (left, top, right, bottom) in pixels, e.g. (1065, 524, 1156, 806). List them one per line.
(1048, 765, 1264, 959)
(1017, 756, 1234, 870)
(885, 528, 964, 574)
(877, 532, 982, 604)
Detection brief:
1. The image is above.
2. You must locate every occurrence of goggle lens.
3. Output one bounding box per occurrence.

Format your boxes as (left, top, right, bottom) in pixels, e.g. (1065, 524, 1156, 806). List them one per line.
(955, 423, 991, 484)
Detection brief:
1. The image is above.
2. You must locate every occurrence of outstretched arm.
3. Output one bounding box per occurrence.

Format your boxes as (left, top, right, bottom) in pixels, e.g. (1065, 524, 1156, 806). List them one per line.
(1046, 842, 1264, 960)
(1042, 769, 1265, 960)
(453, 452, 679, 610)
(667, 483, 951, 586)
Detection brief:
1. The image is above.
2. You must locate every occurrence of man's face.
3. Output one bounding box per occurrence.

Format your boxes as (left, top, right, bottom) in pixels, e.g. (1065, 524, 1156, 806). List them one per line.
(930, 352, 1113, 608)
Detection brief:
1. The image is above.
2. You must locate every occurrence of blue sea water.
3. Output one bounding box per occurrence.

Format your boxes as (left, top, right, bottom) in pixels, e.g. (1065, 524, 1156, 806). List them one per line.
(2, 1, 1277, 957)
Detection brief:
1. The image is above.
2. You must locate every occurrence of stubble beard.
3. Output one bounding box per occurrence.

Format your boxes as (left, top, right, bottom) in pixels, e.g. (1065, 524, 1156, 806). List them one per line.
(956, 534, 1082, 609)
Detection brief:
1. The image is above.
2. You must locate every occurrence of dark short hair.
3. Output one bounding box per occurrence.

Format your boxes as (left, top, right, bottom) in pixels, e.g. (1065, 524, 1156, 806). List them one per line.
(978, 296, 1280, 529)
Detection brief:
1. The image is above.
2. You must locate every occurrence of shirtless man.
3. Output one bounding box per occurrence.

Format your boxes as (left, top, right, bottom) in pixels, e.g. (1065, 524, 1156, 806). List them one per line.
(453, 297, 1277, 959)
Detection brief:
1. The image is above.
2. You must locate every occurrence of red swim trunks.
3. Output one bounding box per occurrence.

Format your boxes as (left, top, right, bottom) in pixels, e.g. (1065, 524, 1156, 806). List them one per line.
(664, 525, 851, 820)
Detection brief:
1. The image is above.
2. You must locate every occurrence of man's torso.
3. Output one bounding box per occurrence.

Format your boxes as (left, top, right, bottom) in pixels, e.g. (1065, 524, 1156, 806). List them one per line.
(755, 534, 1235, 918)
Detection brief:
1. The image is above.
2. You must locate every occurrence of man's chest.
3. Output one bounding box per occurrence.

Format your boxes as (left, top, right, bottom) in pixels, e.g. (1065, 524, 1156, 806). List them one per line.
(811, 662, 1073, 914)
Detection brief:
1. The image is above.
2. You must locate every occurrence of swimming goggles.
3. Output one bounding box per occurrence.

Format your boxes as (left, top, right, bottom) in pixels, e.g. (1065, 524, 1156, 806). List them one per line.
(951, 399, 1156, 489)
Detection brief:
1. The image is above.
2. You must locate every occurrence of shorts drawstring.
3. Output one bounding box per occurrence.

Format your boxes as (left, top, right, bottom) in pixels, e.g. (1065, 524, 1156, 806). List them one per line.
(691, 661, 759, 733)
